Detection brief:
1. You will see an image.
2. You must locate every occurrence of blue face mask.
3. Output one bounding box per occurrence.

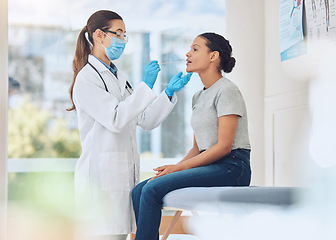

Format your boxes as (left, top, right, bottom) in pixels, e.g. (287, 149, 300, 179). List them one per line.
(102, 33, 126, 61)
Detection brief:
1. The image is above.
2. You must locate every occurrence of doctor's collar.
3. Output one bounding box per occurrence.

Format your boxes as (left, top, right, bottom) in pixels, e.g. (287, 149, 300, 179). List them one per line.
(91, 55, 118, 78)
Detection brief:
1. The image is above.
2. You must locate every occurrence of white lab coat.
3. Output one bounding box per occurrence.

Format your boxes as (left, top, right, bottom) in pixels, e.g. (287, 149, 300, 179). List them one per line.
(73, 55, 176, 236)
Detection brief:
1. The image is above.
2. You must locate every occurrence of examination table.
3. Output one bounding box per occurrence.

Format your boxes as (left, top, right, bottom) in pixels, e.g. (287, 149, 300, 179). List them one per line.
(159, 186, 302, 240)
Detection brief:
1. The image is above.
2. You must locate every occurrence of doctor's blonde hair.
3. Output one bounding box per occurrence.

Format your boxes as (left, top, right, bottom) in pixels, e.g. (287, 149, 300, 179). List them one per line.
(67, 10, 123, 111)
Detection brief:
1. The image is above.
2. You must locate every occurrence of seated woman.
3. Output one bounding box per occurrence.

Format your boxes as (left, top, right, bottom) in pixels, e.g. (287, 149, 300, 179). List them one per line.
(131, 32, 251, 240)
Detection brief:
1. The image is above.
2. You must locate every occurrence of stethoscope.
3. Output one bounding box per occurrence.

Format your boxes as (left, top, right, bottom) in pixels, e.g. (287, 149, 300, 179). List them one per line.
(125, 81, 133, 95)
(88, 62, 133, 94)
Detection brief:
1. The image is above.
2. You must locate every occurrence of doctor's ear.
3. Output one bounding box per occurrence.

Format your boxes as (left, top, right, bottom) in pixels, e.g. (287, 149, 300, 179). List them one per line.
(93, 29, 105, 43)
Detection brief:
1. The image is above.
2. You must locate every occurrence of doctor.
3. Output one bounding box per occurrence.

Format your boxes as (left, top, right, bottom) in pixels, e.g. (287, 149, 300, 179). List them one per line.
(67, 10, 192, 240)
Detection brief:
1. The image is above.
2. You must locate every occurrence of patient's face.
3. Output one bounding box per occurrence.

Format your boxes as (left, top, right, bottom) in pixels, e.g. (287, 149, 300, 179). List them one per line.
(185, 36, 212, 73)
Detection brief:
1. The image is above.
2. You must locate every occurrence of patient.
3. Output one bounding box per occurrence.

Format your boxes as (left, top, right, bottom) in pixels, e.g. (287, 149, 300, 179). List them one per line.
(131, 32, 251, 240)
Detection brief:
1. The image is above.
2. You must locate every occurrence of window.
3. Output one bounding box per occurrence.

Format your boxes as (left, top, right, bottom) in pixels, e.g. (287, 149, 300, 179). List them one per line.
(8, 0, 226, 161)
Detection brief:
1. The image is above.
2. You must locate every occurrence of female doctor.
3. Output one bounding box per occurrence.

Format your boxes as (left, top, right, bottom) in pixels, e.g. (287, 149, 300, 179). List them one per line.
(67, 10, 192, 240)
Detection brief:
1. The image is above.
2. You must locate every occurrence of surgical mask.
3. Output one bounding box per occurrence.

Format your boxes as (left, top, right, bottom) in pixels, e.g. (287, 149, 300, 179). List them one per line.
(102, 33, 126, 61)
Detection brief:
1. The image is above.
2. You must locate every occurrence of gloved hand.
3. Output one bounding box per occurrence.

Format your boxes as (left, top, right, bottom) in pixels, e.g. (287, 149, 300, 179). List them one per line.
(165, 72, 193, 97)
(142, 60, 161, 89)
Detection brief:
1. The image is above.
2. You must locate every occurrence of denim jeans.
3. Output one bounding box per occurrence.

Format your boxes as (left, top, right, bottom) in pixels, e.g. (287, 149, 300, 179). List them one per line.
(131, 149, 251, 240)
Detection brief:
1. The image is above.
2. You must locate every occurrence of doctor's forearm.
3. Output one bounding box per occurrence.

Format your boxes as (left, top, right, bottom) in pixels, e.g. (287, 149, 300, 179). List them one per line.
(137, 91, 175, 130)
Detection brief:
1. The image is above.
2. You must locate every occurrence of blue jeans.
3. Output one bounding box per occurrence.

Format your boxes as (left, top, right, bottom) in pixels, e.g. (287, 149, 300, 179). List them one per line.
(131, 149, 251, 240)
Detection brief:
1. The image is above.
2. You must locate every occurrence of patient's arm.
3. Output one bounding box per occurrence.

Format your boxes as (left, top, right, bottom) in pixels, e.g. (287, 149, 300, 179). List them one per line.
(179, 135, 200, 163)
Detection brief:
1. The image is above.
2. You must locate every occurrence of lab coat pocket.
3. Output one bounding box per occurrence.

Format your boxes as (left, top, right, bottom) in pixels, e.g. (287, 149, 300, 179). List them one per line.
(98, 152, 130, 192)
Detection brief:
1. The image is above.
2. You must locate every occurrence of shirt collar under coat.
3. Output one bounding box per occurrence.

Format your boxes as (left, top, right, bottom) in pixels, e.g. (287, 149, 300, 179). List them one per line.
(88, 54, 127, 96)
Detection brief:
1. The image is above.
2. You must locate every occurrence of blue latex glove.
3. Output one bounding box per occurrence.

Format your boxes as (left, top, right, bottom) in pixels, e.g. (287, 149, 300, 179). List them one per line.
(142, 60, 161, 89)
(165, 72, 193, 97)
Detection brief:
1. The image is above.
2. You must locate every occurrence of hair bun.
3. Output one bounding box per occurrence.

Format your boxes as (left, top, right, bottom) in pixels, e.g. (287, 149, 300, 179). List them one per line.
(222, 56, 236, 73)
(199, 32, 236, 73)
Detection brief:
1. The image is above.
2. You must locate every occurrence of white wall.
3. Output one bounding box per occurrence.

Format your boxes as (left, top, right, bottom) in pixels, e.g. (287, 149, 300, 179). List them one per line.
(226, 0, 266, 186)
(264, 0, 310, 186)
(226, 0, 311, 186)
(0, 0, 8, 238)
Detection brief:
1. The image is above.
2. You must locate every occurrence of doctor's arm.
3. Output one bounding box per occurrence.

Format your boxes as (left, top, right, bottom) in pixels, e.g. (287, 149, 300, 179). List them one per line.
(74, 75, 156, 133)
(136, 91, 176, 130)
(137, 72, 192, 130)
(152, 114, 238, 178)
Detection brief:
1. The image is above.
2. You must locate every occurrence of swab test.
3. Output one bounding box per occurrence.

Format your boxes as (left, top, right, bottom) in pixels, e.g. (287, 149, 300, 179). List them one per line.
(160, 61, 185, 65)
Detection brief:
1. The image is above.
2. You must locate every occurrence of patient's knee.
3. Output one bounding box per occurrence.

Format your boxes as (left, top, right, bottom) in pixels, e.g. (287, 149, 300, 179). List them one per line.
(141, 180, 162, 200)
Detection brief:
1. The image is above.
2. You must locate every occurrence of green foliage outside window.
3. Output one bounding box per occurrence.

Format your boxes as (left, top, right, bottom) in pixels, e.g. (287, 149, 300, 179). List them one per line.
(8, 98, 81, 159)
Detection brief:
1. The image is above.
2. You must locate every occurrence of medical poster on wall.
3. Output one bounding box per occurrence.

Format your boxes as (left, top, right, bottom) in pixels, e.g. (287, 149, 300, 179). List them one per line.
(305, 0, 336, 43)
(279, 0, 306, 61)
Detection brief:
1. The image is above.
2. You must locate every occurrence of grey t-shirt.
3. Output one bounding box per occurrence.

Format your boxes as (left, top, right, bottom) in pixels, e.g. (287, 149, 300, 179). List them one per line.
(191, 77, 251, 151)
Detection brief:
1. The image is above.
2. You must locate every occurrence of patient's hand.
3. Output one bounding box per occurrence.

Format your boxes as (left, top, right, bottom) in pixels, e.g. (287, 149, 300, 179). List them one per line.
(149, 164, 179, 181)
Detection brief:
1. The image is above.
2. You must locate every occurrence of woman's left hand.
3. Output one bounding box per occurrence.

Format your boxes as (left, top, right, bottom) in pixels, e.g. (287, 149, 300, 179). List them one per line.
(165, 72, 193, 96)
(150, 164, 179, 181)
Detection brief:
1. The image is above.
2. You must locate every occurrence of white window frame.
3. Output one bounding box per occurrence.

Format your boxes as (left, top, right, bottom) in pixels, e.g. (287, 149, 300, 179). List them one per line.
(0, 0, 8, 238)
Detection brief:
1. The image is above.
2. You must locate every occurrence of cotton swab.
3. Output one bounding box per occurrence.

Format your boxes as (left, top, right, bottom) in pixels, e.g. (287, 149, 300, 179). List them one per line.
(160, 60, 185, 65)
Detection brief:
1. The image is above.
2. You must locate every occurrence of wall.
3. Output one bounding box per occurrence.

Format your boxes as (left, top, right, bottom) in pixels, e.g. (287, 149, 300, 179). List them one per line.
(264, 0, 310, 186)
(226, 0, 266, 186)
(226, 0, 311, 186)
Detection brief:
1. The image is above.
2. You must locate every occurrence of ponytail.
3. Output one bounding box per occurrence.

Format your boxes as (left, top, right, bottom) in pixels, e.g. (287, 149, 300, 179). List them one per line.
(67, 10, 123, 111)
(67, 26, 91, 111)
